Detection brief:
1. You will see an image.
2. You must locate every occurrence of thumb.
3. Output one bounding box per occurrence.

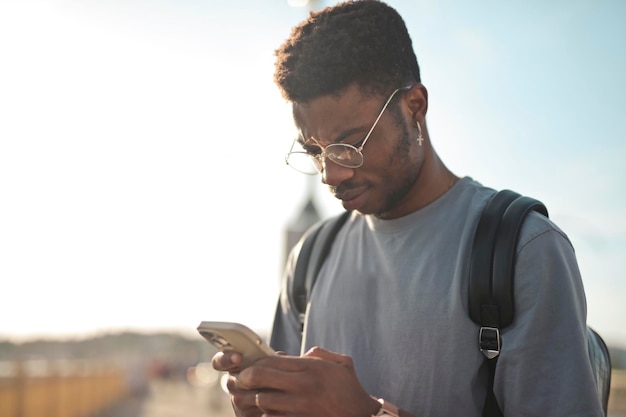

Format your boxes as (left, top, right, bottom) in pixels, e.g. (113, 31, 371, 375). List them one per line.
(303, 346, 354, 367)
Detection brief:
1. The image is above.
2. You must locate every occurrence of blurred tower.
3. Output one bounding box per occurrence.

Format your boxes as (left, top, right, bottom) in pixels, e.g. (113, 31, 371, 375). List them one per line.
(284, 176, 322, 266)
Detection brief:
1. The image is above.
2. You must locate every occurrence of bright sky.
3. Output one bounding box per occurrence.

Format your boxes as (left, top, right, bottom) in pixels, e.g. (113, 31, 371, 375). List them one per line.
(1, 0, 625, 348)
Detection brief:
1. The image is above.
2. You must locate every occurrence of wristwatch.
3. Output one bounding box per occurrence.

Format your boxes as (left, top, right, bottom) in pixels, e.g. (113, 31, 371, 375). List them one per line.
(371, 397, 400, 417)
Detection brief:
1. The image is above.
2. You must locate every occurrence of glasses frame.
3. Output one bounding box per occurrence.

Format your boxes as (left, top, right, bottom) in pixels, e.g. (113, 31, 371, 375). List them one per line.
(285, 85, 412, 175)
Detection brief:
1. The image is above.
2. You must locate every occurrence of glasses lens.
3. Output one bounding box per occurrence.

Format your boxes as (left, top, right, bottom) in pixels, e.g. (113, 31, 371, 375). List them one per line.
(286, 152, 320, 175)
(326, 144, 363, 168)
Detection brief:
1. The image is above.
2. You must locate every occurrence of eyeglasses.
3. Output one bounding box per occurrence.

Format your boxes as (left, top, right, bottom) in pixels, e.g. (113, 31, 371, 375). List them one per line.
(285, 85, 412, 175)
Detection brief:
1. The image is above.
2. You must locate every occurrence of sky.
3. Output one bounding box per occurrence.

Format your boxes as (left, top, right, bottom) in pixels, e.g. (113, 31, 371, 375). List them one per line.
(1, 0, 625, 348)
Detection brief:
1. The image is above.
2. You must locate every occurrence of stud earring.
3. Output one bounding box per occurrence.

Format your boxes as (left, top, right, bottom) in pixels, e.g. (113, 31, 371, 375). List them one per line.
(416, 121, 424, 146)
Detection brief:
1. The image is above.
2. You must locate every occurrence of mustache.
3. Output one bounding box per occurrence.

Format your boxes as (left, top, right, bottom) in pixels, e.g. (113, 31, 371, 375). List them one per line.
(330, 181, 359, 196)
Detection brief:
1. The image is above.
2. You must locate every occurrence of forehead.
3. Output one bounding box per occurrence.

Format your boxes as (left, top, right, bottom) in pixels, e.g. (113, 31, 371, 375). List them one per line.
(292, 85, 381, 145)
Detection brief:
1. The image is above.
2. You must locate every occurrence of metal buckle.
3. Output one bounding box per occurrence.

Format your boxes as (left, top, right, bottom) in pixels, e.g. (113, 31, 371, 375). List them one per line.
(479, 326, 501, 359)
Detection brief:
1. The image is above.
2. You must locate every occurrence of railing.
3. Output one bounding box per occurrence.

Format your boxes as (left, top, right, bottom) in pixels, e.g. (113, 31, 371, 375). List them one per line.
(0, 359, 127, 417)
(1, 358, 624, 417)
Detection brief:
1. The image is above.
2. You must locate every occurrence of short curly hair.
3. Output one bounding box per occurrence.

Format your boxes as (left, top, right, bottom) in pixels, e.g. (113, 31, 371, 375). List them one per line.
(274, 0, 421, 103)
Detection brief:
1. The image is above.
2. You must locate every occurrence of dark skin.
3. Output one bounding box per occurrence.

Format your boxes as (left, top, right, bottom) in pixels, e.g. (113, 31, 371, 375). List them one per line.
(212, 83, 457, 417)
(213, 348, 381, 417)
(293, 83, 457, 219)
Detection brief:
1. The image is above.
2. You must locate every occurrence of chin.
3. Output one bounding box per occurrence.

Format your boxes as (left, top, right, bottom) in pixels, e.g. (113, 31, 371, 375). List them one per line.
(355, 205, 384, 217)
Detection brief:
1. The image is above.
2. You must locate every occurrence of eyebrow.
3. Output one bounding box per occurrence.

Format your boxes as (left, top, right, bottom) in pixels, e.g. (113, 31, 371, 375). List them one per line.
(299, 125, 367, 147)
(333, 126, 367, 144)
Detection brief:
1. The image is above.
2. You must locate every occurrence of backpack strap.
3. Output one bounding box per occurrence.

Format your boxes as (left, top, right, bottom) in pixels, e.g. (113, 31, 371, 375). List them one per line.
(492, 195, 548, 325)
(469, 190, 521, 334)
(469, 190, 547, 354)
(469, 190, 548, 417)
(293, 210, 351, 331)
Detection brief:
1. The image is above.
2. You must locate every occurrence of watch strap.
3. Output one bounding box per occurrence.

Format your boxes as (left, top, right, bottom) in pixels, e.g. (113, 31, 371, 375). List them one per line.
(371, 397, 400, 417)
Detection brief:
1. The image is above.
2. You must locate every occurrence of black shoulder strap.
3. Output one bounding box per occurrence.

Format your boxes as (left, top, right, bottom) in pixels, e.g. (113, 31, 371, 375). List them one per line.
(469, 190, 548, 331)
(469, 190, 548, 417)
(469, 190, 548, 330)
(293, 210, 351, 330)
(469, 190, 521, 329)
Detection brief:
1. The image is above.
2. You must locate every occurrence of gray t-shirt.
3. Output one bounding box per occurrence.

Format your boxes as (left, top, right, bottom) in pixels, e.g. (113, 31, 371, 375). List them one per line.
(270, 177, 602, 417)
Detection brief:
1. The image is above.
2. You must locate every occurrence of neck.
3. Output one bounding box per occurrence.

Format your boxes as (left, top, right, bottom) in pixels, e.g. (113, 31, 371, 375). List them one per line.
(415, 152, 458, 208)
(377, 145, 458, 220)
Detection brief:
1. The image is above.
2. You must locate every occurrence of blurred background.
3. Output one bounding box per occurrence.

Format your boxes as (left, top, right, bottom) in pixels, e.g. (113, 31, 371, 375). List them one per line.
(1, 0, 625, 416)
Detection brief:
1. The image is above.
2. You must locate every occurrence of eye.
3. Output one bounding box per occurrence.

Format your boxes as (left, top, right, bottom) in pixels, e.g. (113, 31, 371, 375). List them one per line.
(303, 144, 322, 156)
(341, 131, 367, 148)
(351, 138, 366, 148)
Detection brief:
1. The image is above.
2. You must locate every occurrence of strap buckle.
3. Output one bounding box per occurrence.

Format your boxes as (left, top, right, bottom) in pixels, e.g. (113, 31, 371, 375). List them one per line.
(479, 326, 500, 359)
(298, 313, 306, 332)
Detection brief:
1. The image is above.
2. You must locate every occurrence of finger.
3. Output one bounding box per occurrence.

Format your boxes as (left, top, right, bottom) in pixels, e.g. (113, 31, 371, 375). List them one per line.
(254, 390, 285, 415)
(241, 354, 306, 373)
(240, 352, 350, 377)
(238, 363, 282, 390)
(253, 389, 314, 416)
(211, 351, 243, 371)
(303, 346, 354, 367)
(238, 355, 341, 393)
(227, 378, 264, 414)
(238, 360, 313, 392)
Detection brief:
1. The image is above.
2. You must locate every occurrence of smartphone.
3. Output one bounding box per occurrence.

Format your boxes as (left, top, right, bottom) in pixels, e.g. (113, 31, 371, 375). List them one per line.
(197, 321, 275, 368)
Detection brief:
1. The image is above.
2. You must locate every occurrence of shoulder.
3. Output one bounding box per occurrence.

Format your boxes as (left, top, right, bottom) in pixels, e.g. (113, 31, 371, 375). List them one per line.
(512, 209, 584, 318)
(517, 210, 574, 255)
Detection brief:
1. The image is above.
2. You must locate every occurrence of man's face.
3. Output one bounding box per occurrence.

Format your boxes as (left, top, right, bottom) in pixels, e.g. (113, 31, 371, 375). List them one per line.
(292, 84, 425, 219)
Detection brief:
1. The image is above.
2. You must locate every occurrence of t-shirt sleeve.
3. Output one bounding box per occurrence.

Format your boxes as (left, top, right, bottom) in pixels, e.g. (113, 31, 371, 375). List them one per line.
(494, 213, 604, 416)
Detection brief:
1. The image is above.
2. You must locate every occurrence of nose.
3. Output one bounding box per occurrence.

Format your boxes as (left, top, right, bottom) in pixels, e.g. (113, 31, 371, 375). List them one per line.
(320, 157, 354, 187)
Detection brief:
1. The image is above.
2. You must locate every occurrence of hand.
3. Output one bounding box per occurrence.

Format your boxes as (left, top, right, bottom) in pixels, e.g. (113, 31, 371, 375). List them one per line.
(212, 350, 244, 372)
(212, 350, 262, 417)
(234, 346, 380, 417)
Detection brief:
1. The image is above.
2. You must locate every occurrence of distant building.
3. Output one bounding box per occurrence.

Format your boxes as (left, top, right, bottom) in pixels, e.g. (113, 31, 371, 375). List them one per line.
(284, 177, 322, 266)
(285, 196, 322, 262)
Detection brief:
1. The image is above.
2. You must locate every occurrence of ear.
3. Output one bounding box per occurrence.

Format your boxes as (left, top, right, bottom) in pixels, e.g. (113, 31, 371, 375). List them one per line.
(404, 83, 428, 123)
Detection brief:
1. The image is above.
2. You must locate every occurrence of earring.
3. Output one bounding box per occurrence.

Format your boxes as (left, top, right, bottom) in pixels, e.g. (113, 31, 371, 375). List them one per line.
(416, 121, 424, 146)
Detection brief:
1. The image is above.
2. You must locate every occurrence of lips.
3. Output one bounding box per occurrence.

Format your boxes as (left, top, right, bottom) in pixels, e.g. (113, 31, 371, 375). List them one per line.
(333, 185, 368, 211)
(334, 189, 362, 201)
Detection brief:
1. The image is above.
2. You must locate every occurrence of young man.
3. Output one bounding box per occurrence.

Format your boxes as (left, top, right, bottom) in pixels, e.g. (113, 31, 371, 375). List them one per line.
(212, 1, 603, 416)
